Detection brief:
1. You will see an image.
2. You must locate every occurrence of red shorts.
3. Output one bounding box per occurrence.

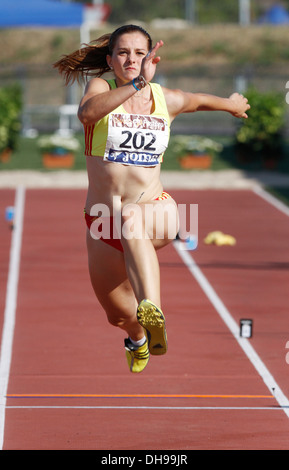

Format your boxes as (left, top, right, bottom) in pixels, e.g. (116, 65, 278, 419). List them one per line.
(84, 191, 172, 252)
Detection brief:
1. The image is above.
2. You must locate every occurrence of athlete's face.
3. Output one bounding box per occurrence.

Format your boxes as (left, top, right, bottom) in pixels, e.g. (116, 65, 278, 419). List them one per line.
(107, 32, 149, 84)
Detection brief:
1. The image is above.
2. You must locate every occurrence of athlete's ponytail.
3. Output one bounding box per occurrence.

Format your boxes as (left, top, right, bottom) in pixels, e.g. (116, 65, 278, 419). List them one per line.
(53, 33, 111, 85)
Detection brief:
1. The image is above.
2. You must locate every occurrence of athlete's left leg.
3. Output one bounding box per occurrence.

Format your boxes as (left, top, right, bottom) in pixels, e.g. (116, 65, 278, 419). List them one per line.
(120, 195, 179, 355)
(120, 195, 179, 306)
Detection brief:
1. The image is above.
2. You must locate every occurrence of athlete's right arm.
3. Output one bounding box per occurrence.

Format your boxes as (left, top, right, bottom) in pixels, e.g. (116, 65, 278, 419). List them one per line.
(78, 77, 136, 126)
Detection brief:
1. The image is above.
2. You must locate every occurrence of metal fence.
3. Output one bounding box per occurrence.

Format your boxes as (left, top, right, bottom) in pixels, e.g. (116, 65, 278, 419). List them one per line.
(0, 63, 288, 136)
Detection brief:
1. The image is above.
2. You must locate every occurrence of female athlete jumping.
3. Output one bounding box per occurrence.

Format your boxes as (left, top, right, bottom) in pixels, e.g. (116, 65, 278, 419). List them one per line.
(54, 24, 250, 373)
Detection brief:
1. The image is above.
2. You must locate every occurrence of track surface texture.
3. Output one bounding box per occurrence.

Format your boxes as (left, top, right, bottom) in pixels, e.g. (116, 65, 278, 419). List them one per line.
(1, 187, 289, 450)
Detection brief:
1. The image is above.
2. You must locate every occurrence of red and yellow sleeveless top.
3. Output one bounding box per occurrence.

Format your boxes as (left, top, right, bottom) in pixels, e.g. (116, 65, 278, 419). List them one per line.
(84, 79, 170, 167)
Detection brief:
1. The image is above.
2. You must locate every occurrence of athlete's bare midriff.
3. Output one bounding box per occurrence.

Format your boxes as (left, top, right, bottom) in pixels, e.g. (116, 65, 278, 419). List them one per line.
(85, 155, 163, 213)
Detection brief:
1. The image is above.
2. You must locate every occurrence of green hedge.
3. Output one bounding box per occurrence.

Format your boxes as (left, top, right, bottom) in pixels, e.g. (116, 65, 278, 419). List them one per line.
(0, 83, 22, 153)
(235, 87, 286, 163)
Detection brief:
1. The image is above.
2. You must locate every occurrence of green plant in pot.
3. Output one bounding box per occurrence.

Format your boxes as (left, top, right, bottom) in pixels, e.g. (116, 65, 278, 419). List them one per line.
(37, 133, 80, 168)
(171, 135, 223, 169)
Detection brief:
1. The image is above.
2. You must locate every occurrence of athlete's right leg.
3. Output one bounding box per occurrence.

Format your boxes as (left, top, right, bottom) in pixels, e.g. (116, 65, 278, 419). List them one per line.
(86, 230, 150, 373)
(86, 230, 144, 342)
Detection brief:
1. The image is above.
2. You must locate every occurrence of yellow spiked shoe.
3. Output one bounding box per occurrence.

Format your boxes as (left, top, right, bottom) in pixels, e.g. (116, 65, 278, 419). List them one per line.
(124, 338, 150, 373)
(137, 299, 168, 355)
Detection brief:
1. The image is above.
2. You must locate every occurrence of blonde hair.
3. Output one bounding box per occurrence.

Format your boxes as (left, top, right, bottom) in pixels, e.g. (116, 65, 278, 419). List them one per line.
(53, 25, 152, 85)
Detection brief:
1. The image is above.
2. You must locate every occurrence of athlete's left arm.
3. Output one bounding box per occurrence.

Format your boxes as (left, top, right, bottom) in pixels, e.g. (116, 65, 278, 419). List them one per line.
(163, 88, 250, 122)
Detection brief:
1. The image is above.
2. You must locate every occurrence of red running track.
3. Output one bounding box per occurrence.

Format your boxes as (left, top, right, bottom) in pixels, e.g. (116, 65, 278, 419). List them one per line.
(0, 187, 289, 450)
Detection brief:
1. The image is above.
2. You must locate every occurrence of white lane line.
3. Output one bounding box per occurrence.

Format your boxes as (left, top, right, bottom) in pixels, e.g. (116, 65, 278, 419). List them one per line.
(253, 186, 289, 217)
(0, 186, 26, 450)
(3, 406, 286, 411)
(173, 240, 289, 419)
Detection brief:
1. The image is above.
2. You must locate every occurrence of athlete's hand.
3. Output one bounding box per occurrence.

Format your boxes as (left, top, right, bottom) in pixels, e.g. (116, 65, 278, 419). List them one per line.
(140, 40, 164, 83)
(229, 92, 250, 118)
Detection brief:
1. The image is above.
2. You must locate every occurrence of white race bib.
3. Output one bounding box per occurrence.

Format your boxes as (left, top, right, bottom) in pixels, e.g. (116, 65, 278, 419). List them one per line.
(104, 113, 169, 166)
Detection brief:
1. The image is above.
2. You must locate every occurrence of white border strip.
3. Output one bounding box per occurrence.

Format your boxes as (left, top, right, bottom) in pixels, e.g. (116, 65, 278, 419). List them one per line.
(173, 241, 289, 419)
(3, 405, 285, 411)
(0, 186, 25, 450)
